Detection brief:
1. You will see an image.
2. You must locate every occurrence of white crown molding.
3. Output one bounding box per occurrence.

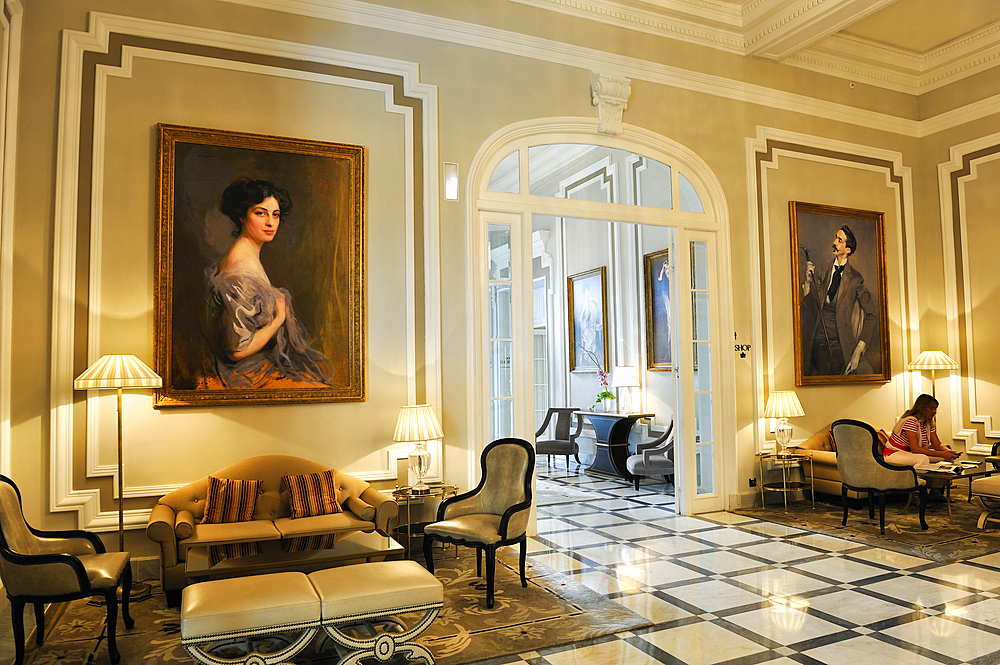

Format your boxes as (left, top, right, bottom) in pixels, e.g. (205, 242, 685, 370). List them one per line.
(53, 12, 441, 529)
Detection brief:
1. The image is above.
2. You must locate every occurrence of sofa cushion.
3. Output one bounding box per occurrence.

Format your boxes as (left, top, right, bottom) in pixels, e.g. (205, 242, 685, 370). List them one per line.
(202, 476, 262, 524)
(187, 520, 281, 548)
(273, 512, 373, 538)
(284, 470, 342, 519)
(798, 425, 834, 452)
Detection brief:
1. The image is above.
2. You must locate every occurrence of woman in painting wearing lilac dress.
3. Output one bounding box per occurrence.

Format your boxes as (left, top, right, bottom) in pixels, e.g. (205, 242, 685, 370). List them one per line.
(203, 177, 334, 388)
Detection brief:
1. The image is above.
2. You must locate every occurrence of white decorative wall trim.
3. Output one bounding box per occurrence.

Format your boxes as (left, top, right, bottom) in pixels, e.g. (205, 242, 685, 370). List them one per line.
(215, 0, 996, 138)
(746, 126, 917, 453)
(0, 0, 22, 479)
(52, 12, 441, 529)
(937, 132, 1000, 454)
(589, 72, 632, 136)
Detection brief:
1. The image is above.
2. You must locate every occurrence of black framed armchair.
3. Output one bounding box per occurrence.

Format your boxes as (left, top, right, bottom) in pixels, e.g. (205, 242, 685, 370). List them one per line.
(534, 407, 583, 467)
(423, 437, 534, 608)
(832, 419, 927, 535)
(0, 475, 134, 665)
(625, 421, 674, 490)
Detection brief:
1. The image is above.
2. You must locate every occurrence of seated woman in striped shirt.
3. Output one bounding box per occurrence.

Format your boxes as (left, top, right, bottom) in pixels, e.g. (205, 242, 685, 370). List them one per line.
(883, 393, 960, 466)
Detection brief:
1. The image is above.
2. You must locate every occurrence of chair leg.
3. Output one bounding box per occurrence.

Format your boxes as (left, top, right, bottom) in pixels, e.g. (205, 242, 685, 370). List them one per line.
(11, 600, 24, 665)
(842, 486, 849, 526)
(476, 548, 483, 577)
(485, 545, 496, 609)
(565, 454, 570, 468)
(574, 453, 581, 464)
(423, 535, 436, 574)
(878, 493, 887, 535)
(868, 493, 875, 519)
(33, 602, 44, 645)
(121, 562, 134, 630)
(519, 538, 527, 588)
(103, 587, 120, 664)
(633, 476, 640, 490)
(918, 487, 929, 530)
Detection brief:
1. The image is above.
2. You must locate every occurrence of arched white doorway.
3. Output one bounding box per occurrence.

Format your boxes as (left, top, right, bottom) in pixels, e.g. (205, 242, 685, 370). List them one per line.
(465, 118, 735, 516)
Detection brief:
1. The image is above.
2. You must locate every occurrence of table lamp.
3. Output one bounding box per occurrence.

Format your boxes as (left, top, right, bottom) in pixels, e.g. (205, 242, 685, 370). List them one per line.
(74, 354, 161, 599)
(908, 350, 958, 397)
(611, 366, 640, 414)
(764, 390, 804, 454)
(393, 404, 444, 495)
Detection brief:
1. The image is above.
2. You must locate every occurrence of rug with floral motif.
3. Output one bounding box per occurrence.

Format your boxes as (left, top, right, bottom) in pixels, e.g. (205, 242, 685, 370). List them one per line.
(17, 547, 648, 665)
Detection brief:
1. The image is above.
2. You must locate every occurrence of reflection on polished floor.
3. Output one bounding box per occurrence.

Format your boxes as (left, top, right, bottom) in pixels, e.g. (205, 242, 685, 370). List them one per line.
(484, 460, 1000, 665)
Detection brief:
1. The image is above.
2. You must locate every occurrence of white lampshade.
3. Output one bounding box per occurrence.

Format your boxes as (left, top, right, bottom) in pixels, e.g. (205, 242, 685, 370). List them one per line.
(611, 366, 639, 388)
(74, 354, 162, 390)
(393, 404, 444, 442)
(763, 391, 805, 419)
(908, 350, 958, 371)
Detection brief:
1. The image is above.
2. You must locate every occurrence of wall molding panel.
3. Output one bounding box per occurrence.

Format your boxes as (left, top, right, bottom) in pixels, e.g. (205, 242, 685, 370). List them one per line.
(746, 126, 916, 453)
(938, 133, 1000, 454)
(51, 13, 441, 530)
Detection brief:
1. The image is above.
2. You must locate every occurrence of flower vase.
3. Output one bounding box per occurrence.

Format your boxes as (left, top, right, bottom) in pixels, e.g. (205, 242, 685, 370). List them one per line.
(602, 397, 615, 413)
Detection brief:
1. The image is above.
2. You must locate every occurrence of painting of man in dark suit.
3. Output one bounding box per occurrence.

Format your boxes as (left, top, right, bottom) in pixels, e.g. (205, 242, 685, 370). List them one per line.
(790, 202, 890, 386)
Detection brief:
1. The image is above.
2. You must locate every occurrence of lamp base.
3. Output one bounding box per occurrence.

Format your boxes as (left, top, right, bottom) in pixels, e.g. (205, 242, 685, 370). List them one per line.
(774, 418, 793, 455)
(410, 482, 431, 495)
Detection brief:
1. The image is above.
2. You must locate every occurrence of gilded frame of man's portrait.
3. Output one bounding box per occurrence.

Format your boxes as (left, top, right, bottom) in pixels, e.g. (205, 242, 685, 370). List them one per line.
(567, 267, 608, 372)
(643, 248, 672, 371)
(154, 124, 366, 407)
(790, 201, 890, 387)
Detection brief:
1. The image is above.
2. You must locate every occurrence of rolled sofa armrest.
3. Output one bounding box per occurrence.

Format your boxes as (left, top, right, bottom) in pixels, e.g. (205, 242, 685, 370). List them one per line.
(146, 502, 179, 570)
(360, 487, 398, 535)
(344, 495, 375, 521)
(175, 509, 195, 539)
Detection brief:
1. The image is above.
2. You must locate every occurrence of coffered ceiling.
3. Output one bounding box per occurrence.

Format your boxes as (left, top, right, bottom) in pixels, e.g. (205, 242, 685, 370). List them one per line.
(512, 0, 1000, 93)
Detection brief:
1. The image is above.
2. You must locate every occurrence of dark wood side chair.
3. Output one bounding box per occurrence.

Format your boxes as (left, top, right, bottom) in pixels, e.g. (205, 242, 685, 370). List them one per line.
(534, 407, 583, 468)
(0, 474, 134, 665)
(423, 437, 534, 608)
(626, 421, 675, 490)
(832, 419, 927, 535)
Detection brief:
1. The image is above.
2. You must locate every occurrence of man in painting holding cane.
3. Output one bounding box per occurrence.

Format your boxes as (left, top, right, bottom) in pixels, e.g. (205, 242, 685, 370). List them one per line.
(801, 225, 877, 376)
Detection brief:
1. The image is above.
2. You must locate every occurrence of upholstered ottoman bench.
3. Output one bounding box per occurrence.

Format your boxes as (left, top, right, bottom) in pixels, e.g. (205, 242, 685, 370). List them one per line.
(180, 562, 443, 665)
(309, 560, 443, 665)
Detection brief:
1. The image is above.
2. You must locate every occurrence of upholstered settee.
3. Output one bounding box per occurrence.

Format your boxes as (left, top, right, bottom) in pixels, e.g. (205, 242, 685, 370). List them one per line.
(795, 424, 888, 500)
(146, 455, 397, 602)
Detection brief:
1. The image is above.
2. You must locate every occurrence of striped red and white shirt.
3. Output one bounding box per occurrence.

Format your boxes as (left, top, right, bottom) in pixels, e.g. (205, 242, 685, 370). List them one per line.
(884, 415, 935, 457)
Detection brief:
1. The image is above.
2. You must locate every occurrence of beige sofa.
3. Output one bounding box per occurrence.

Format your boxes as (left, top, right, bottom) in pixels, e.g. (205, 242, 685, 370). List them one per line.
(795, 424, 888, 500)
(146, 454, 397, 603)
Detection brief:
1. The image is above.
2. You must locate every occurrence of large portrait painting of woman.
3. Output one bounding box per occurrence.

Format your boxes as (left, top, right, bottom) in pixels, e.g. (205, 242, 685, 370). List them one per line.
(154, 124, 365, 406)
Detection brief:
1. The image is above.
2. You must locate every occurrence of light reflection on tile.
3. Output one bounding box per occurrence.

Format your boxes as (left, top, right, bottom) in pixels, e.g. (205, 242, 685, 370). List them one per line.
(541, 529, 612, 549)
(685, 527, 765, 547)
(791, 556, 886, 583)
(664, 579, 767, 613)
(946, 597, 1000, 628)
(928, 562, 1000, 590)
(729, 568, 832, 597)
(597, 523, 670, 540)
(564, 512, 631, 528)
(843, 547, 929, 569)
(567, 568, 643, 595)
(864, 576, 974, 608)
(635, 535, 711, 556)
(803, 635, 944, 665)
(616, 592, 695, 623)
(736, 540, 822, 563)
(616, 559, 706, 586)
(676, 550, 763, 575)
(573, 543, 651, 566)
(638, 622, 769, 665)
(724, 604, 843, 644)
(528, 551, 587, 573)
(541, 638, 663, 665)
(881, 615, 1000, 661)
(803, 589, 914, 625)
(788, 533, 861, 552)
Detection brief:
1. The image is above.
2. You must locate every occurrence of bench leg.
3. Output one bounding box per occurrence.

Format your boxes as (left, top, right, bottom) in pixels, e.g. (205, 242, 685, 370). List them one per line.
(322, 605, 442, 665)
(183, 627, 318, 665)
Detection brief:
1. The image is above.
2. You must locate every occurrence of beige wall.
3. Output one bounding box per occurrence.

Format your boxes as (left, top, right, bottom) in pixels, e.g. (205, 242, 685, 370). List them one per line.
(6, 0, 1000, 561)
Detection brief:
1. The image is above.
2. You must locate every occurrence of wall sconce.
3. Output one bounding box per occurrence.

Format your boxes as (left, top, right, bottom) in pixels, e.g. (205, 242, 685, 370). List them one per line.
(443, 162, 459, 201)
(763, 390, 804, 455)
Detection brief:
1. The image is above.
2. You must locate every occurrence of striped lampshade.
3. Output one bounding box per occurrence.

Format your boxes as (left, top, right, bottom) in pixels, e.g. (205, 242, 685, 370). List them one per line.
(392, 404, 444, 443)
(74, 354, 162, 390)
(908, 350, 959, 370)
(763, 391, 805, 419)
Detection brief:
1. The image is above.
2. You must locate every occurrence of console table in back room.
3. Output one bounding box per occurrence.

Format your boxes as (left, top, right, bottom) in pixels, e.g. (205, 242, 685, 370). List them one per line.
(575, 411, 654, 481)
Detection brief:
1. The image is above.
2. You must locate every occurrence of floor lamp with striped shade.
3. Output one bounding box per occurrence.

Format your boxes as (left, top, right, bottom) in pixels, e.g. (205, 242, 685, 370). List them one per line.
(908, 350, 959, 398)
(74, 354, 161, 598)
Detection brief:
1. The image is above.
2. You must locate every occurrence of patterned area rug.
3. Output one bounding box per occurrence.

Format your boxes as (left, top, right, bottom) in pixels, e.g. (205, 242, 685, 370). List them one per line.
(734, 489, 1000, 562)
(19, 548, 648, 665)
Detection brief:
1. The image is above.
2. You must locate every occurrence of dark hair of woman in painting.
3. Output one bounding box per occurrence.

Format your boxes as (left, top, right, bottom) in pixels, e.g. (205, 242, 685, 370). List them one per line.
(202, 177, 334, 389)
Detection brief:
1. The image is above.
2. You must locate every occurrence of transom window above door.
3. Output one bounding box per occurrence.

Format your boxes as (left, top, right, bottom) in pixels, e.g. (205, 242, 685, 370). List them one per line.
(487, 143, 705, 214)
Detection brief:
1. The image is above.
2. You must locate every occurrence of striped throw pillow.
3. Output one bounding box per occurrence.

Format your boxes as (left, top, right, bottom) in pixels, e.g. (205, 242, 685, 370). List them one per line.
(201, 476, 262, 524)
(283, 469, 342, 519)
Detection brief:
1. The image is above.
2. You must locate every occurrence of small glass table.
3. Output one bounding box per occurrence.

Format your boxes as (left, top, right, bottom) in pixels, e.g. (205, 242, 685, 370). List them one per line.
(757, 450, 814, 513)
(392, 483, 459, 556)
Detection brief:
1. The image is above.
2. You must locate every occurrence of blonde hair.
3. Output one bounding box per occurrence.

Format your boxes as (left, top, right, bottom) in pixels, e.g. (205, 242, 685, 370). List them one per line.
(902, 393, 938, 424)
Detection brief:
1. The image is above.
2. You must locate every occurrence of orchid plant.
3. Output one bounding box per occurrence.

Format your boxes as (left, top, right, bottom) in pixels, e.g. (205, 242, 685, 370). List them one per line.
(579, 344, 615, 403)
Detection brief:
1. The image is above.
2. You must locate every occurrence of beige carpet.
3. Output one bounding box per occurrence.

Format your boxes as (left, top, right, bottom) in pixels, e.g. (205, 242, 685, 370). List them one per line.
(19, 548, 648, 665)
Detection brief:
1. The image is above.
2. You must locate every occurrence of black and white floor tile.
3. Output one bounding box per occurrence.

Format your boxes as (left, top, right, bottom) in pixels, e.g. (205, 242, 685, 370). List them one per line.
(484, 460, 1000, 665)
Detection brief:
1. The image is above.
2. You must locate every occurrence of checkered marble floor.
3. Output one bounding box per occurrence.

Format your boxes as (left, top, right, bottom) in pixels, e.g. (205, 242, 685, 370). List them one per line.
(478, 461, 1000, 665)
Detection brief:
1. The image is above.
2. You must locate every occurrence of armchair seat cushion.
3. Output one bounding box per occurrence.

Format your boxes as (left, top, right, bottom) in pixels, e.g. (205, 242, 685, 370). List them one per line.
(187, 520, 281, 548)
(78, 552, 132, 589)
(424, 515, 503, 545)
(273, 512, 372, 538)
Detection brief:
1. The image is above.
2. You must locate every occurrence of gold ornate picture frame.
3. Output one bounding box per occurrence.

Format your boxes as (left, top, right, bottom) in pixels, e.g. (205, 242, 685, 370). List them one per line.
(643, 248, 672, 371)
(790, 201, 890, 386)
(567, 267, 608, 372)
(154, 124, 366, 406)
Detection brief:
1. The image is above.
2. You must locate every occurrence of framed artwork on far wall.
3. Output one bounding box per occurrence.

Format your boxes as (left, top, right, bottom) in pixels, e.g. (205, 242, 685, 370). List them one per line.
(567, 267, 608, 372)
(643, 248, 672, 370)
(154, 123, 366, 407)
(789, 200, 890, 386)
